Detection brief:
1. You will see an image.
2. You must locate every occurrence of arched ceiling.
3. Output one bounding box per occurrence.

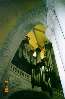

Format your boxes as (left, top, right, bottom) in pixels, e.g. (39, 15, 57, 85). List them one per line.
(0, 0, 42, 47)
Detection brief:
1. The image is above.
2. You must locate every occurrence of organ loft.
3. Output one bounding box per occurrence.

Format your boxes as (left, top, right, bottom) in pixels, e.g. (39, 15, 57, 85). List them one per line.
(0, 0, 65, 99)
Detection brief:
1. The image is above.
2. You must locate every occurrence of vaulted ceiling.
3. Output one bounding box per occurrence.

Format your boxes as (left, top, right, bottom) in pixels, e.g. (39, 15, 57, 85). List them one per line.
(0, 0, 42, 47)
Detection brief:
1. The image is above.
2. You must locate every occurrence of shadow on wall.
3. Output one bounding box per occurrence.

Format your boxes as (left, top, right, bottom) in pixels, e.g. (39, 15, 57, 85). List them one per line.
(8, 90, 51, 99)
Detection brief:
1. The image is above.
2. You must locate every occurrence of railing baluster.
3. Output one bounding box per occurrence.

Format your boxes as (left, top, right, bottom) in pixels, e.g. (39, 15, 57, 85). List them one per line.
(10, 63, 31, 82)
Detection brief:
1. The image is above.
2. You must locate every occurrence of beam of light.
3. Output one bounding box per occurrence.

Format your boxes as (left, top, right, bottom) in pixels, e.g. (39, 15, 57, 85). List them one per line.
(47, 8, 65, 97)
(55, 2, 65, 38)
(52, 39, 65, 97)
